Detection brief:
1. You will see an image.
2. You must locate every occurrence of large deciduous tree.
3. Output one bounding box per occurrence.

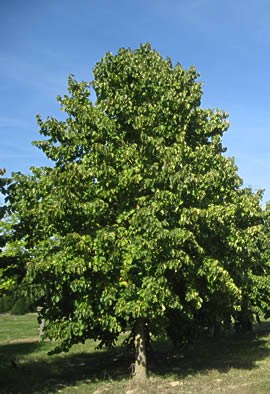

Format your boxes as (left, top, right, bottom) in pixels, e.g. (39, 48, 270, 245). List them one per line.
(4, 44, 266, 378)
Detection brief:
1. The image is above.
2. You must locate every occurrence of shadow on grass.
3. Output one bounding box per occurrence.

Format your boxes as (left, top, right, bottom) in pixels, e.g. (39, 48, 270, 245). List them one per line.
(150, 334, 270, 377)
(0, 322, 270, 393)
(0, 341, 133, 393)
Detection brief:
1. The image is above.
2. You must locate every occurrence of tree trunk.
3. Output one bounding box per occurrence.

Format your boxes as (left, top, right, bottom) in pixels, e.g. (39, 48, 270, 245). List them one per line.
(133, 318, 147, 380)
(37, 306, 45, 338)
(39, 318, 45, 337)
(239, 293, 253, 333)
(239, 270, 253, 333)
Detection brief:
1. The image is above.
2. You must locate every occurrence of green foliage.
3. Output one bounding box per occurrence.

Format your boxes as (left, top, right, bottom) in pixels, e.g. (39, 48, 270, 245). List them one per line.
(0, 294, 14, 313)
(3, 44, 268, 359)
(10, 296, 33, 315)
(0, 294, 33, 314)
(0, 214, 28, 296)
(1, 170, 27, 299)
(247, 202, 270, 320)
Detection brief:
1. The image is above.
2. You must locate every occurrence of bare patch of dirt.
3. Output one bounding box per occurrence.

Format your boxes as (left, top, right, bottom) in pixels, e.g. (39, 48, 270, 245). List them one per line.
(8, 336, 40, 344)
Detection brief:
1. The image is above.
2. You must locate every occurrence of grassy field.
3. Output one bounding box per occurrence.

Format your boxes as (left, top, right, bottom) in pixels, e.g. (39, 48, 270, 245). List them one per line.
(1, 314, 270, 393)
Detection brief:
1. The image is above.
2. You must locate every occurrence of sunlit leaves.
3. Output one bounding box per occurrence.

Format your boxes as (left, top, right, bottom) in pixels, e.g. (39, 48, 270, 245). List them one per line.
(3, 43, 267, 352)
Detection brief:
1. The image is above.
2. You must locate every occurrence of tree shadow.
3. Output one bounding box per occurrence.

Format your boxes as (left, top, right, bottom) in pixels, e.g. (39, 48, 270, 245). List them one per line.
(149, 323, 270, 378)
(0, 341, 133, 393)
(0, 322, 270, 393)
(150, 338, 269, 375)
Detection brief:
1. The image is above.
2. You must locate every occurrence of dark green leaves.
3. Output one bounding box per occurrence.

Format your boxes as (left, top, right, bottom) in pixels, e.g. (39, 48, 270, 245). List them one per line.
(2, 43, 267, 353)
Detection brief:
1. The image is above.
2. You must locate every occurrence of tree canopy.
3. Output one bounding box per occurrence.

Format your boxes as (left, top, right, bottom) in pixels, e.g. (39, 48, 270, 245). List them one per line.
(2, 44, 269, 379)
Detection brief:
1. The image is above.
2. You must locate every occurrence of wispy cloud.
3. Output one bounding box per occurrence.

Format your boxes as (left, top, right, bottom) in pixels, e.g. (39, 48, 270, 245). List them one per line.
(0, 52, 67, 98)
(0, 117, 27, 129)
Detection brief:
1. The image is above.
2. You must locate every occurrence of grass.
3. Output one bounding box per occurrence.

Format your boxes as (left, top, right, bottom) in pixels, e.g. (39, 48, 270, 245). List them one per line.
(1, 314, 270, 393)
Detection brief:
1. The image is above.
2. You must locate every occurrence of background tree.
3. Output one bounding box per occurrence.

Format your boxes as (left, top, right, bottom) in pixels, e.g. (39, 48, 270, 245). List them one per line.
(0, 170, 34, 313)
(0, 170, 18, 297)
(4, 44, 266, 379)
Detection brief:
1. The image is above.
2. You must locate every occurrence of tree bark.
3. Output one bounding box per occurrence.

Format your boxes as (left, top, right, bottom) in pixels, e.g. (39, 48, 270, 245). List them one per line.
(239, 293, 252, 333)
(133, 318, 148, 380)
(39, 318, 45, 337)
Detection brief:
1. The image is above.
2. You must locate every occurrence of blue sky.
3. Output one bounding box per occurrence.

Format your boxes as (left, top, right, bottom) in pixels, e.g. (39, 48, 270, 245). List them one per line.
(1, 0, 270, 201)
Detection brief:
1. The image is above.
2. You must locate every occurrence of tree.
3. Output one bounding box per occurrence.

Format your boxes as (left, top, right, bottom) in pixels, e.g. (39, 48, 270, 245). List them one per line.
(0, 170, 33, 313)
(246, 201, 270, 323)
(6, 44, 258, 379)
(0, 169, 7, 219)
(0, 170, 19, 295)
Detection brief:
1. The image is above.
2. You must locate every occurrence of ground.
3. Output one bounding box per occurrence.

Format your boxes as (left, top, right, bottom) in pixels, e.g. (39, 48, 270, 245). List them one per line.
(0, 314, 270, 393)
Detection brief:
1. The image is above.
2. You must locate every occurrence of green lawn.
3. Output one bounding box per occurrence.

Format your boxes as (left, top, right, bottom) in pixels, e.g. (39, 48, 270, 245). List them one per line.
(1, 314, 270, 393)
